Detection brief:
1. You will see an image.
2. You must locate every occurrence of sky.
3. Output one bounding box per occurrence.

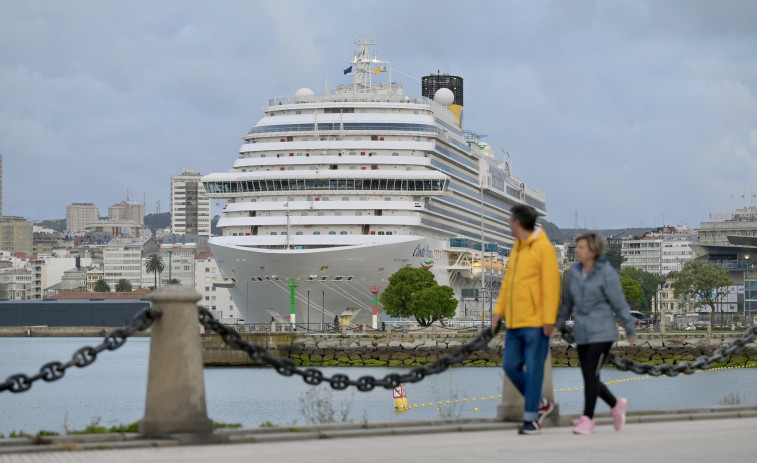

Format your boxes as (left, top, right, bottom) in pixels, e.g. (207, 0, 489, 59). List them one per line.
(2, 0, 757, 229)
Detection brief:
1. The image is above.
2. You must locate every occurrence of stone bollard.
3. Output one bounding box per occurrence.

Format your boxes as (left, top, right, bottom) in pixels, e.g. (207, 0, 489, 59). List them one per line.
(497, 348, 559, 425)
(139, 286, 214, 439)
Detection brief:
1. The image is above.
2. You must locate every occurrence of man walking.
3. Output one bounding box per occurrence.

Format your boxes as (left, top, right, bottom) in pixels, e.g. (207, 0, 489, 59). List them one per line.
(492, 205, 560, 434)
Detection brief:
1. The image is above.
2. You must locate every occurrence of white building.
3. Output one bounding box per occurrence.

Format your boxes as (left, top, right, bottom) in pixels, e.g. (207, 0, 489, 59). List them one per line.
(66, 203, 100, 234)
(103, 237, 159, 289)
(171, 168, 211, 237)
(622, 226, 697, 276)
(145, 242, 197, 288)
(31, 256, 94, 299)
(0, 268, 32, 299)
(195, 252, 241, 321)
(621, 238, 663, 275)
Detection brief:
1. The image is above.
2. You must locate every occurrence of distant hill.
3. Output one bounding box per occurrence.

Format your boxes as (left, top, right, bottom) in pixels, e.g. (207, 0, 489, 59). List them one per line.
(34, 219, 65, 233)
(540, 219, 653, 241)
(144, 212, 170, 233)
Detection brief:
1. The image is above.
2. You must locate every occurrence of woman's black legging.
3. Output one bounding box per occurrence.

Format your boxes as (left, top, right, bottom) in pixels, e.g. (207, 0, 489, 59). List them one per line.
(577, 342, 618, 418)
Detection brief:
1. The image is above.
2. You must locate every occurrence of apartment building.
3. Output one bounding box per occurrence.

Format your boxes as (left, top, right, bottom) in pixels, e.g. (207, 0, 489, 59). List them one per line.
(0, 268, 32, 300)
(108, 201, 145, 226)
(171, 169, 211, 236)
(622, 226, 696, 276)
(103, 237, 159, 289)
(66, 203, 100, 234)
(0, 217, 33, 253)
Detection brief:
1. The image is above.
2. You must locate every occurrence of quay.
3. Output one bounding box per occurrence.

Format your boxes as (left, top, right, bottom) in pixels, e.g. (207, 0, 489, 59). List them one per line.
(3, 286, 756, 462)
(0, 407, 755, 462)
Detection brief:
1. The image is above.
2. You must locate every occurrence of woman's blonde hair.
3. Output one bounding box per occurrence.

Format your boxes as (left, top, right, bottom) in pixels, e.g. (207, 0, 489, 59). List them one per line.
(575, 232, 605, 260)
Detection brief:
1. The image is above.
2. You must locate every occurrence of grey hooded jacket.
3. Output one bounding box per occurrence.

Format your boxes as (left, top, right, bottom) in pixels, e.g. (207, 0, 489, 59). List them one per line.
(556, 256, 637, 345)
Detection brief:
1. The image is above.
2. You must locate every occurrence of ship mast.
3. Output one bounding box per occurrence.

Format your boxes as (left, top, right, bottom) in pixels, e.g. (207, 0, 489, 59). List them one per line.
(347, 36, 390, 94)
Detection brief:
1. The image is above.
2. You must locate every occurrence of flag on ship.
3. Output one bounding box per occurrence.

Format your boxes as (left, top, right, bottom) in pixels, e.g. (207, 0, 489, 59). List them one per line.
(343, 66, 352, 75)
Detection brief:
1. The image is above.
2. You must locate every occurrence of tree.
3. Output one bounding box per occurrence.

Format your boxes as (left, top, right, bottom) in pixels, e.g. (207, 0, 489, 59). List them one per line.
(115, 279, 133, 292)
(379, 267, 457, 326)
(619, 267, 658, 313)
(144, 254, 165, 288)
(407, 285, 458, 326)
(620, 275, 644, 310)
(93, 279, 111, 292)
(672, 260, 731, 330)
(605, 242, 625, 270)
(167, 278, 181, 285)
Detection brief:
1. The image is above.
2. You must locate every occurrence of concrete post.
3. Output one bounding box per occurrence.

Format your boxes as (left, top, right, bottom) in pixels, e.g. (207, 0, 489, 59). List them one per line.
(140, 286, 213, 437)
(497, 349, 559, 425)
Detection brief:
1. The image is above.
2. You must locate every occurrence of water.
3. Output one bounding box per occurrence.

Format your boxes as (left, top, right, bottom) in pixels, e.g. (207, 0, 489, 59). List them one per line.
(1, 338, 755, 435)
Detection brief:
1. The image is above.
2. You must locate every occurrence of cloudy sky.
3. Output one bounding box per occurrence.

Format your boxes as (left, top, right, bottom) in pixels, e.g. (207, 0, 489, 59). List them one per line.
(2, 0, 756, 229)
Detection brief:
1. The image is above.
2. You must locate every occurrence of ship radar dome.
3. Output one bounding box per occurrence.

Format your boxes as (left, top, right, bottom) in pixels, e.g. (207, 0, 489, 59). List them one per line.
(433, 88, 454, 106)
(295, 88, 315, 97)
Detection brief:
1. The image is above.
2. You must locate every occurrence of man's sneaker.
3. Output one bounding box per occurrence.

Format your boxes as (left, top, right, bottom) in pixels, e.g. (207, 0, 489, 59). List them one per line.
(610, 397, 628, 431)
(518, 421, 541, 435)
(537, 398, 554, 425)
(572, 415, 595, 435)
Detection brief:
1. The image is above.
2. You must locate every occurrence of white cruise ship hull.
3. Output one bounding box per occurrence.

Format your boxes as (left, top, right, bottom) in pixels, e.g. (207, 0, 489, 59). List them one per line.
(212, 235, 450, 324)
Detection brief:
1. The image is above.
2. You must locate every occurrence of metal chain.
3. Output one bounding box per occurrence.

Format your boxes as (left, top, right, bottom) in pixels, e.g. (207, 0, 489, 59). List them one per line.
(563, 325, 757, 376)
(199, 307, 499, 391)
(0, 308, 160, 394)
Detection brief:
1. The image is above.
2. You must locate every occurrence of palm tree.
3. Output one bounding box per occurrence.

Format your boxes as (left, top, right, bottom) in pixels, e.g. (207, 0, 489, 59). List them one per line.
(144, 254, 165, 289)
(115, 279, 133, 292)
(93, 279, 111, 292)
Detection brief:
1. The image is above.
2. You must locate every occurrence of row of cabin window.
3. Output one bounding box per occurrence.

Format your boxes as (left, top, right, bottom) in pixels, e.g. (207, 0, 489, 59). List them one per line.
(270, 166, 412, 171)
(251, 197, 393, 202)
(230, 231, 393, 236)
(269, 152, 400, 157)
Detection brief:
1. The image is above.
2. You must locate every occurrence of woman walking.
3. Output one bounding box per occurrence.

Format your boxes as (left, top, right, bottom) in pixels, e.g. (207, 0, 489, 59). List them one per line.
(556, 232, 637, 434)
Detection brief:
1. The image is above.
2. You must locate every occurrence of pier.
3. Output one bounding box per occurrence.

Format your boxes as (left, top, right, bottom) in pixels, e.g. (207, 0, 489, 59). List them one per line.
(1, 286, 756, 461)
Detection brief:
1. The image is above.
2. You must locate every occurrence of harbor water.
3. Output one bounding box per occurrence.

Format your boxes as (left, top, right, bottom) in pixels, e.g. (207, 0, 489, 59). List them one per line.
(1, 337, 756, 436)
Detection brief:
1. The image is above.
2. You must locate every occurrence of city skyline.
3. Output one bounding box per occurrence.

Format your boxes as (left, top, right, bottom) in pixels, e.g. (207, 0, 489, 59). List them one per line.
(2, 1, 757, 228)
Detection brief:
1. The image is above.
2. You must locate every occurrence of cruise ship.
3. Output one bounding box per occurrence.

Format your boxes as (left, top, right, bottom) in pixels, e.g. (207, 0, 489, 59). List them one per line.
(202, 38, 547, 327)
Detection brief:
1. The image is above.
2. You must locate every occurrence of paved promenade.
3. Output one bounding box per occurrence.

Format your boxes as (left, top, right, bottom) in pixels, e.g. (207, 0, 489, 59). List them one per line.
(1, 408, 755, 463)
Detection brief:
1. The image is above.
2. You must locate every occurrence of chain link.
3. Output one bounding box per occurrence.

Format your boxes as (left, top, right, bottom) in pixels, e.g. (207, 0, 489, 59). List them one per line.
(0, 308, 160, 393)
(563, 325, 757, 376)
(199, 307, 499, 391)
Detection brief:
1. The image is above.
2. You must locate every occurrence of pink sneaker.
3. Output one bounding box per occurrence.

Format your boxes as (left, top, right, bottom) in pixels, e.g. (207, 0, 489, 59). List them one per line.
(611, 397, 628, 431)
(572, 415, 595, 434)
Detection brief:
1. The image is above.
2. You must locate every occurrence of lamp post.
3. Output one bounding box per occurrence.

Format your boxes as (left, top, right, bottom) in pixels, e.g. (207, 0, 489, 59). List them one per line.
(307, 290, 310, 332)
(321, 291, 325, 332)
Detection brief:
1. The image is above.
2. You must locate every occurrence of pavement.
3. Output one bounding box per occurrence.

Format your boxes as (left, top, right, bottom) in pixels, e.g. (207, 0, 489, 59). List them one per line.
(1, 406, 756, 463)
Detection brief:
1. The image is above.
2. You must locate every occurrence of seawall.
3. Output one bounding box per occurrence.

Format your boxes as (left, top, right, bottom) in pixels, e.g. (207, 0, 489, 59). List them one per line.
(0, 326, 152, 337)
(200, 329, 757, 368)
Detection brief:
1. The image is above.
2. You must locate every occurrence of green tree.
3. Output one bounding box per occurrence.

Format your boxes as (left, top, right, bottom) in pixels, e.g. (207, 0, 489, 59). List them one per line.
(671, 260, 731, 330)
(605, 242, 625, 270)
(144, 254, 165, 288)
(620, 275, 644, 310)
(407, 285, 458, 326)
(379, 267, 457, 326)
(167, 278, 181, 285)
(619, 267, 658, 313)
(93, 279, 111, 292)
(115, 279, 133, 292)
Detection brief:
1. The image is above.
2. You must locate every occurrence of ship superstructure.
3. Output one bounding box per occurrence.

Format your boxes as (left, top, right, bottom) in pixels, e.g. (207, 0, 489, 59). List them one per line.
(202, 38, 546, 326)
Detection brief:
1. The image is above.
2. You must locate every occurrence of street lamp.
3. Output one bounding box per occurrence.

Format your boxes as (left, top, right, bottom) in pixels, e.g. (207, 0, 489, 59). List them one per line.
(307, 290, 310, 332)
(321, 291, 325, 332)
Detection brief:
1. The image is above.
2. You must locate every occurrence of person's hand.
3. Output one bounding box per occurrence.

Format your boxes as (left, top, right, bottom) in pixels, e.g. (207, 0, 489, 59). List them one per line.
(628, 336, 637, 346)
(543, 324, 556, 337)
